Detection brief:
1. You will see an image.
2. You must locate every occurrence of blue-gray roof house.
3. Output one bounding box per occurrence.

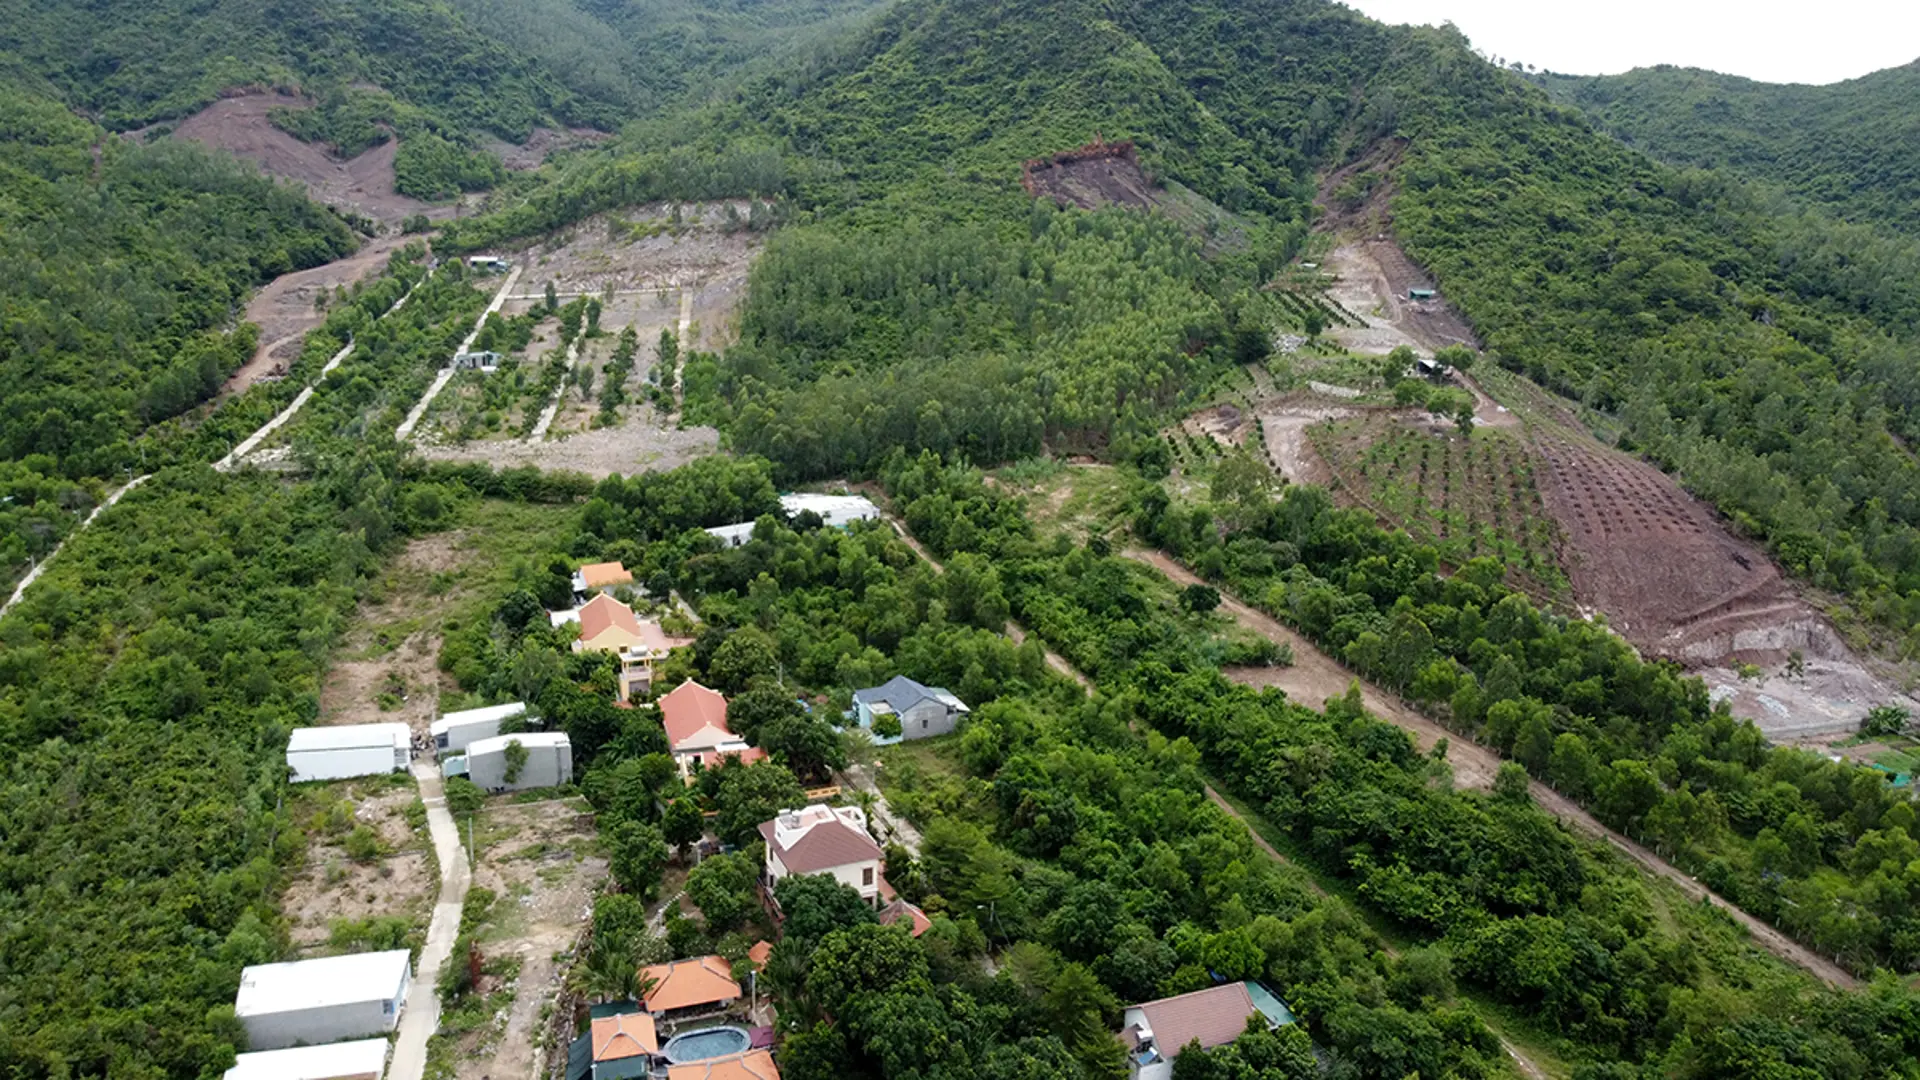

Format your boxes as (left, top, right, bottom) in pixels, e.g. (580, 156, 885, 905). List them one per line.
(853, 676, 970, 742)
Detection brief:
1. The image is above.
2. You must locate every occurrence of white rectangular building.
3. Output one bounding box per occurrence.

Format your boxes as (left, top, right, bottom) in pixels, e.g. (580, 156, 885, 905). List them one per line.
(430, 702, 526, 755)
(286, 724, 410, 783)
(225, 1038, 390, 1080)
(458, 731, 572, 793)
(706, 493, 881, 548)
(235, 950, 412, 1051)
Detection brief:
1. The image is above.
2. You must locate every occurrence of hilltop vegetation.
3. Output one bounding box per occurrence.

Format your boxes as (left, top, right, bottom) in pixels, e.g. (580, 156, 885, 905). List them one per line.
(454, 0, 1920, 649)
(1536, 62, 1920, 235)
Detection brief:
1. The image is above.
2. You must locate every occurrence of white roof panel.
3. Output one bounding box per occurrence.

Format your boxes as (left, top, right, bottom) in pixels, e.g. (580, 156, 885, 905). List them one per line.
(287, 724, 410, 753)
(466, 732, 570, 756)
(430, 702, 526, 737)
(781, 493, 879, 524)
(225, 1039, 389, 1080)
(235, 950, 411, 1017)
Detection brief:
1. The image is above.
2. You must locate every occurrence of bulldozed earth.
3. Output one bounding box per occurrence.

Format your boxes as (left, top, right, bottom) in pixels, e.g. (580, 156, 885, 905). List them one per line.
(1198, 230, 1916, 738)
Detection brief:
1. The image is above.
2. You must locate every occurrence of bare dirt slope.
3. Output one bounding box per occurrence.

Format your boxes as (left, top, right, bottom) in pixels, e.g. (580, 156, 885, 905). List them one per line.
(1311, 237, 1909, 736)
(169, 92, 437, 224)
(222, 235, 414, 397)
(281, 780, 435, 954)
(481, 126, 612, 172)
(318, 532, 469, 739)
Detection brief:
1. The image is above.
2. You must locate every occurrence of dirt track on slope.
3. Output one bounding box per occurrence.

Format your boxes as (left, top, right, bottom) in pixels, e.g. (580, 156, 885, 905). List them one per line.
(222, 236, 415, 398)
(1125, 548, 1860, 990)
(169, 92, 441, 224)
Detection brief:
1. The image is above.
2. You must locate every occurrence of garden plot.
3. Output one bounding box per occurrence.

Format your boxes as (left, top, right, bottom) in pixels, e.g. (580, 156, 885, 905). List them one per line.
(279, 774, 435, 957)
(1312, 418, 1567, 598)
(437, 798, 605, 1080)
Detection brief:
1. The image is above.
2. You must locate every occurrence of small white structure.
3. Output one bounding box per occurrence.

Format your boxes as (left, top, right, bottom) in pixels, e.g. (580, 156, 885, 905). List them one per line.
(286, 724, 410, 783)
(759, 804, 885, 907)
(453, 350, 501, 371)
(706, 493, 881, 548)
(467, 256, 509, 273)
(453, 732, 573, 793)
(224, 1038, 390, 1080)
(235, 950, 412, 1051)
(430, 702, 527, 755)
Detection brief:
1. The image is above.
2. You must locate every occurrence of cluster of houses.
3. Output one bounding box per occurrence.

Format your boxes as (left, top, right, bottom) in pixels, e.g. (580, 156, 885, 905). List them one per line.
(259, 493, 1017, 1077)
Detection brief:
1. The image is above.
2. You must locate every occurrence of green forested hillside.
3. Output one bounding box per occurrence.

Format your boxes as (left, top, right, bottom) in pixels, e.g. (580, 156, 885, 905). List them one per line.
(458, 0, 1920, 648)
(1536, 62, 1920, 235)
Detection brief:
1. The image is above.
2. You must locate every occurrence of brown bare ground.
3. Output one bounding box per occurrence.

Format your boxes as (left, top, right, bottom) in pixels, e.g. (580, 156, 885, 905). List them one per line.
(169, 92, 443, 224)
(281, 781, 435, 954)
(221, 236, 415, 398)
(481, 126, 612, 172)
(457, 802, 606, 1080)
(1128, 547, 1860, 989)
(318, 532, 469, 739)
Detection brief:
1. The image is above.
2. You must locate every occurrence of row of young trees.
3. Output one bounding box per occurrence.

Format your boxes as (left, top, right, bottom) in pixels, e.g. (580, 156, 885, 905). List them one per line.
(879, 451, 1920, 1076)
(1135, 473, 1920, 975)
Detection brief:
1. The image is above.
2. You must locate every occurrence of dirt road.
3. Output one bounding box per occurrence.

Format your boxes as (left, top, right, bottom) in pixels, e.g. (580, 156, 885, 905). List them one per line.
(223, 236, 414, 399)
(880, 512, 1553, 1076)
(1126, 548, 1860, 990)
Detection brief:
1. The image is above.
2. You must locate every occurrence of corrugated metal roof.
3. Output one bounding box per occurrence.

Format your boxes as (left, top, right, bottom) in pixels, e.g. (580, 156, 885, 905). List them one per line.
(431, 702, 526, 736)
(287, 724, 410, 753)
(235, 951, 410, 1017)
(466, 732, 570, 756)
(224, 1038, 390, 1080)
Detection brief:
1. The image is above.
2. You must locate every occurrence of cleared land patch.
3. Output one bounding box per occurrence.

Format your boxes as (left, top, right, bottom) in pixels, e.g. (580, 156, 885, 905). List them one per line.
(280, 774, 436, 957)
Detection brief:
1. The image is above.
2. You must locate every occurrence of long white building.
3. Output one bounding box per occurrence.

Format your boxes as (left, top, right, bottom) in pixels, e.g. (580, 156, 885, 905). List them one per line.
(286, 725, 410, 783)
(235, 950, 412, 1051)
(429, 701, 526, 755)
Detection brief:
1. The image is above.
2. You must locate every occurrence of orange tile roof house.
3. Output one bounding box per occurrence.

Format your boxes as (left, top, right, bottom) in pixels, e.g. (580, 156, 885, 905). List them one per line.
(569, 594, 689, 702)
(573, 561, 634, 599)
(658, 681, 763, 778)
(590, 1012, 658, 1077)
(666, 1049, 780, 1080)
(759, 805, 885, 907)
(639, 956, 740, 1019)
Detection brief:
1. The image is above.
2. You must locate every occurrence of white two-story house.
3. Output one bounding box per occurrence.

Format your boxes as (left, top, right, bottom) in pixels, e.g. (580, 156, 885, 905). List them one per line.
(758, 804, 884, 908)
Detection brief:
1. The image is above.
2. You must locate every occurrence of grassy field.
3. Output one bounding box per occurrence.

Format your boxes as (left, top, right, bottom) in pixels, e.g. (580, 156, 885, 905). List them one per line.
(1311, 418, 1568, 598)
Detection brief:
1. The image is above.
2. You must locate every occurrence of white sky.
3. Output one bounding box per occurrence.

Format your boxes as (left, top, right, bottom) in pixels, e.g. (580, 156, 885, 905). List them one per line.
(1344, 0, 1920, 85)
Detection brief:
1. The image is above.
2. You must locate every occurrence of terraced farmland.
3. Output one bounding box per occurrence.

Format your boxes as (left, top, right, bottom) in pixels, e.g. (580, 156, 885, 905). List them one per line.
(1311, 417, 1568, 597)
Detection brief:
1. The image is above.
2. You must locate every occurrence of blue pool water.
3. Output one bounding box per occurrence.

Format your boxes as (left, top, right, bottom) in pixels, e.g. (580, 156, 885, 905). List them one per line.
(663, 1026, 751, 1064)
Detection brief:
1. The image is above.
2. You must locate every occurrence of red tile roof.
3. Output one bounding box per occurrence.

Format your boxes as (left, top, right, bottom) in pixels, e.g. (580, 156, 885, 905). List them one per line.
(640, 955, 739, 1013)
(747, 940, 773, 969)
(665, 1050, 779, 1080)
(1129, 983, 1259, 1058)
(578, 593, 642, 644)
(879, 898, 932, 938)
(659, 681, 732, 750)
(591, 1012, 658, 1060)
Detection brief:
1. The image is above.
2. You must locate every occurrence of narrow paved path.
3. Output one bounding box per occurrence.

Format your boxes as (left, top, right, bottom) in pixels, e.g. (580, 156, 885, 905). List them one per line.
(842, 762, 923, 853)
(1, 474, 150, 620)
(388, 762, 473, 1080)
(1126, 548, 1860, 991)
(398, 266, 521, 441)
(669, 289, 693, 420)
(526, 337, 580, 443)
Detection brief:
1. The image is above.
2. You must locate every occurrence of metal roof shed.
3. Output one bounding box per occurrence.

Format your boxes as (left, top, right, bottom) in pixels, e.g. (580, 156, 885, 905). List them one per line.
(224, 1038, 390, 1080)
(235, 950, 412, 1051)
(463, 731, 573, 793)
(431, 702, 527, 754)
(286, 724, 411, 783)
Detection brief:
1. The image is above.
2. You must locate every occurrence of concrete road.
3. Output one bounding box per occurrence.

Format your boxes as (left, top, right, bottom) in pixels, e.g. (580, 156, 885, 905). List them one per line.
(388, 762, 473, 1080)
(841, 762, 923, 854)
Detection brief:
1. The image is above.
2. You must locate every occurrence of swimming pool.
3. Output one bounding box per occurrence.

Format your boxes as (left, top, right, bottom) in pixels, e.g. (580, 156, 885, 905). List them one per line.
(662, 1025, 751, 1064)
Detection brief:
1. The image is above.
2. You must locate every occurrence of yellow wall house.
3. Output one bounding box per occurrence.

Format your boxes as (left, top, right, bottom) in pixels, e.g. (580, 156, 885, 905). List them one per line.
(571, 594, 685, 702)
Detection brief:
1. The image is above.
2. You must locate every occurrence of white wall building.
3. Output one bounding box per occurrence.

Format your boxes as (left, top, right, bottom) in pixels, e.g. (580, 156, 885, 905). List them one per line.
(224, 1038, 390, 1080)
(706, 493, 881, 548)
(286, 725, 411, 783)
(758, 804, 884, 907)
(454, 731, 573, 793)
(235, 950, 412, 1051)
(430, 702, 526, 755)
